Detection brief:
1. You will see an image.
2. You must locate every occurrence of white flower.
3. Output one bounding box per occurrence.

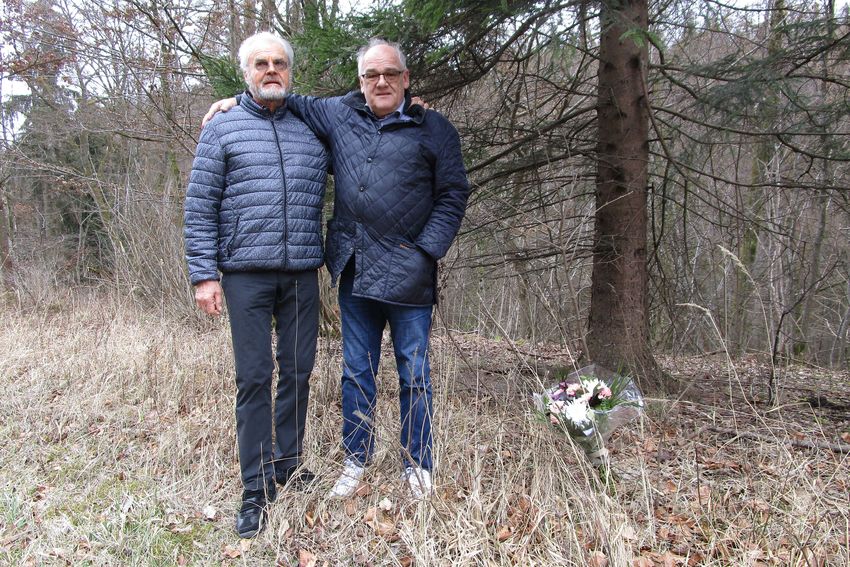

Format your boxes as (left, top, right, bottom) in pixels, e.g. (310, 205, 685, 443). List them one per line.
(564, 399, 591, 427)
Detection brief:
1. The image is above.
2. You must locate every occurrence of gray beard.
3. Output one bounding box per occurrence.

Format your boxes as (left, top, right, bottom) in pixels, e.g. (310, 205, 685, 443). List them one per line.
(252, 84, 287, 102)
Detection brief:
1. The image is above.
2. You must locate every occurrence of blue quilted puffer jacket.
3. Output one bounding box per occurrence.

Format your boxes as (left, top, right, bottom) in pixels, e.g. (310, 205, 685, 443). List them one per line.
(287, 90, 470, 306)
(184, 94, 329, 285)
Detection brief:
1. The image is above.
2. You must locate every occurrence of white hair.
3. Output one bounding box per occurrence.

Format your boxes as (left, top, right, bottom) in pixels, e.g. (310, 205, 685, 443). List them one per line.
(356, 38, 407, 75)
(238, 32, 294, 75)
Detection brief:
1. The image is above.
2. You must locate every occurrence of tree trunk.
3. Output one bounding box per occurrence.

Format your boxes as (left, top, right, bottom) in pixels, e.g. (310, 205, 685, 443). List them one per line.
(586, 0, 662, 389)
(244, 0, 257, 36)
(0, 181, 14, 291)
(260, 0, 282, 31)
(228, 0, 241, 59)
(733, 0, 786, 355)
(796, 0, 836, 360)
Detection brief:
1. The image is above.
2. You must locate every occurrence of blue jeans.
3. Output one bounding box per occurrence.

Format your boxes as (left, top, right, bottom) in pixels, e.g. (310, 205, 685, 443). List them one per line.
(338, 263, 434, 471)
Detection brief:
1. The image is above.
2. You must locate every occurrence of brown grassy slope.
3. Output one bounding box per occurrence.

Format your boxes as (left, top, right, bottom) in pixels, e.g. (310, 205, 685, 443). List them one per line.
(0, 295, 847, 566)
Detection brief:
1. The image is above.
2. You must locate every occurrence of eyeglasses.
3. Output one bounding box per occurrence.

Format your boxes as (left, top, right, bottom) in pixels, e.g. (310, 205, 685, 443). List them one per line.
(360, 69, 404, 83)
(253, 58, 289, 72)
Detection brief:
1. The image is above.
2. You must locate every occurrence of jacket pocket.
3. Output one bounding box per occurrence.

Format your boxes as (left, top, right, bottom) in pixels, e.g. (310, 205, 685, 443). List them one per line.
(221, 214, 240, 260)
(383, 238, 435, 305)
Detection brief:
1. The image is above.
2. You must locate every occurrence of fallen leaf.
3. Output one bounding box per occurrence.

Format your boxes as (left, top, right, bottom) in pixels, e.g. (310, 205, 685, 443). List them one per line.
(660, 551, 684, 567)
(589, 551, 608, 567)
(355, 483, 372, 497)
(33, 485, 49, 501)
(632, 557, 654, 567)
(517, 494, 533, 513)
(655, 448, 675, 462)
(298, 549, 317, 567)
(841, 432, 850, 444)
(399, 557, 414, 567)
(374, 520, 397, 538)
(167, 522, 193, 534)
(621, 525, 637, 541)
(344, 499, 358, 517)
(362, 506, 397, 539)
(239, 539, 252, 552)
(305, 509, 317, 528)
(744, 498, 770, 513)
(496, 526, 512, 541)
(221, 544, 241, 559)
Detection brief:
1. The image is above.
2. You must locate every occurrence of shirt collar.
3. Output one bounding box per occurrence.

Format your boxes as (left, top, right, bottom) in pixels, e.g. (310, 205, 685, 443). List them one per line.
(368, 99, 411, 124)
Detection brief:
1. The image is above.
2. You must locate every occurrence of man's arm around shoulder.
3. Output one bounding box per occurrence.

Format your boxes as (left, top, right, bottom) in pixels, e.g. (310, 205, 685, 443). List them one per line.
(285, 94, 345, 142)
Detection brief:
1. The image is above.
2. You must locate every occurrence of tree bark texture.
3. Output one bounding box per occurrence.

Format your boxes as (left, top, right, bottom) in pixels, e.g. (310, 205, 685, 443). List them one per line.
(587, 0, 661, 388)
(0, 184, 14, 291)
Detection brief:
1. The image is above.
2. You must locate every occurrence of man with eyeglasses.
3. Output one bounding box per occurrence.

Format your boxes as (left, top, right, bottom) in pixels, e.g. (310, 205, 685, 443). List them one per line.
(185, 32, 327, 538)
(204, 37, 469, 500)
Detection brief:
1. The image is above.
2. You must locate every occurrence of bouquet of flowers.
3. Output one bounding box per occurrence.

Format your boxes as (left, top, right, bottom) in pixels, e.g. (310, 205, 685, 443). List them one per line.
(532, 364, 644, 466)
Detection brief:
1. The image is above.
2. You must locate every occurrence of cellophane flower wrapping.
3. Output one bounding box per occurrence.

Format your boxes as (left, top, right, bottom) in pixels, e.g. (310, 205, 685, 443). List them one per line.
(532, 364, 644, 466)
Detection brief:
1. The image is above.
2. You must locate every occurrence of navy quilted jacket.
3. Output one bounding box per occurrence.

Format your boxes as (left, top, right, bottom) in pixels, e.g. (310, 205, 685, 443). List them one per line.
(184, 94, 329, 285)
(287, 91, 470, 306)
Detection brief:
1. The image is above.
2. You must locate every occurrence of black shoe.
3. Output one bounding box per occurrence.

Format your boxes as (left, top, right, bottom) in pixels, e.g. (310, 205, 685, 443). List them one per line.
(276, 465, 317, 488)
(235, 487, 275, 538)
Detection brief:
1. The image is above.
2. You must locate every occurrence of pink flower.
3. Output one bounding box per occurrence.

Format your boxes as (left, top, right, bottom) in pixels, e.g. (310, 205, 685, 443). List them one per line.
(566, 383, 582, 396)
(598, 387, 612, 399)
(549, 414, 559, 425)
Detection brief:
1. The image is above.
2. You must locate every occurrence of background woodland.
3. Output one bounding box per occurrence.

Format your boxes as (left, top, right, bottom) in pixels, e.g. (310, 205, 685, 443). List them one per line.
(2, 0, 848, 378)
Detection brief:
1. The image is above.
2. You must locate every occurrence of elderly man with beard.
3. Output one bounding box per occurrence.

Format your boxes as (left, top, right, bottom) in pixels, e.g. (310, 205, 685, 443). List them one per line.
(204, 38, 470, 500)
(184, 32, 328, 538)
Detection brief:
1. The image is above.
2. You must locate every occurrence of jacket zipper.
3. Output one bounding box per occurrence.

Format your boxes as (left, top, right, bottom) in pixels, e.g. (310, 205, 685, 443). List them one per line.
(270, 115, 289, 267)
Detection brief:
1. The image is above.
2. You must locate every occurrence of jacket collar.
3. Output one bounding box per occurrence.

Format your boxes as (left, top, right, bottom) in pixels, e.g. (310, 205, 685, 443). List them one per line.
(341, 90, 426, 125)
(240, 90, 289, 119)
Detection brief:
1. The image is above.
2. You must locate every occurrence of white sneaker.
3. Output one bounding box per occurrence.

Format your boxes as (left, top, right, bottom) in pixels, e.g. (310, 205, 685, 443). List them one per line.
(328, 458, 365, 498)
(404, 466, 432, 499)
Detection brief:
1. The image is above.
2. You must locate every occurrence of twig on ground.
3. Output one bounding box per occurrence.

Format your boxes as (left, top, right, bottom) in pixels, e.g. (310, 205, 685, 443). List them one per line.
(708, 426, 850, 453)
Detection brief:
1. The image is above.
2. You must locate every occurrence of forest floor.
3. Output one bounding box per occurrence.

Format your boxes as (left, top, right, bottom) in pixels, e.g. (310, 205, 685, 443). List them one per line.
(0, 293, 848, 566)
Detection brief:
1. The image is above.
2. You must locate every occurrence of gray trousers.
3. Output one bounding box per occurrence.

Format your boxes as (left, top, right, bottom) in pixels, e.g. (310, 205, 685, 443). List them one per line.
(221, 270, 319, 493)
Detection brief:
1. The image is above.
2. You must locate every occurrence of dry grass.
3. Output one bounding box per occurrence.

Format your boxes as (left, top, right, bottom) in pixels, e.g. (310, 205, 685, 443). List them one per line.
(0, 293, 848, 566)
